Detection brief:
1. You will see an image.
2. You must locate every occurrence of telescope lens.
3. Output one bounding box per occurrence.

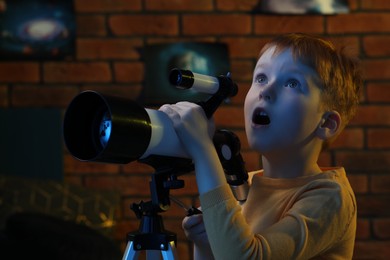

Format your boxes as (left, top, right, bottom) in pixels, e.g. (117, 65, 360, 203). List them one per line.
(99, 111, 111, 148)
(63, 91, 152, 164)
(171, 70, 182, 85)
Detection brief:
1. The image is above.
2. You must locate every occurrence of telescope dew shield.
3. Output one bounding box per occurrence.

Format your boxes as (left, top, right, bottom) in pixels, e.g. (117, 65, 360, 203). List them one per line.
(63, 91, 152, 164)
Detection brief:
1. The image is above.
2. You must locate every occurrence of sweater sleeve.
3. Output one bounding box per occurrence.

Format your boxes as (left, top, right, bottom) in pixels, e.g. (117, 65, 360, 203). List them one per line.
(199, 178, 356, 260)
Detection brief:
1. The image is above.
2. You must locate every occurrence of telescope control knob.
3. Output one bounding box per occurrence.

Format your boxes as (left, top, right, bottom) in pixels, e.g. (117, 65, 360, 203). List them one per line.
(163, 178, 185, 190)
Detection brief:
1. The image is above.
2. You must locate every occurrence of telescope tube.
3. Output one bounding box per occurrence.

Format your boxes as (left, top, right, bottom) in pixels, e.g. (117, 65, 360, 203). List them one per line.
(63, 91, 188, 164)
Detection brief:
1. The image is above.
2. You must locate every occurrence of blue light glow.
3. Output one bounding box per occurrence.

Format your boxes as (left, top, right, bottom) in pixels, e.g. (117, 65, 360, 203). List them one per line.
(99, 112, 111, 148)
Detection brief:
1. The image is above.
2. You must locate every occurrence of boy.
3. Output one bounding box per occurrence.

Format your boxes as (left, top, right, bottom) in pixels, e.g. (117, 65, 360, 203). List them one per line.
(160, 33, 361, 259)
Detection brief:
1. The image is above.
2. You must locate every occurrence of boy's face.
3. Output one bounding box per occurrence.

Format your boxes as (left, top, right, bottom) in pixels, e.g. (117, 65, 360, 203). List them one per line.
(244, 46, 324, 154)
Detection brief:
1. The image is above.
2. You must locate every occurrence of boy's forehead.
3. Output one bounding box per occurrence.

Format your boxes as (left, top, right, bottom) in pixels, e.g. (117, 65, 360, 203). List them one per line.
(256, 46, 314, 71)
(256, 45, 293, 65)
(255, 46, 294, 72)
(257, 45, 279, 63)
(255, 46, 321, 84)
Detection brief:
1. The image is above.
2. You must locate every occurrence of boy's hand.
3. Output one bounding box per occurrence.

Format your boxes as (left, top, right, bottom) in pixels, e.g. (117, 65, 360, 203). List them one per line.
(159, 102, 215, 161)
(182, 212, 210, 247)
(183, 213, 215, 259)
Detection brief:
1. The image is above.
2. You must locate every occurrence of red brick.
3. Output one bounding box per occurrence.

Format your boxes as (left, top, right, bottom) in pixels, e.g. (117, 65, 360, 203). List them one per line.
(44, 62, 111, 83)
(76, 15, 107, 36)
(64, 154, 120, 174)
(347, 0, 359, 11)
(361, 0, 390, 9)
(348, 174, 369, 194)
(163, 218, 187, 241)
(335, 151, 390, 172)
(0, 62, 40, 83)
(84, 175, 152, 195)
(74, 0, 141, 12)
(182, 14, 252, 36)
(254, 15, 324, 35)
(327, 13, 390, 34)
(113, 219, 139, 241)
(318, 151, 332, 166)
(230, 60, 255, 81)
(366, 82, 390, 102)
(77, 39, 143, 60)
(0, 85, 8, 107)
(371, 174, 390, 194)
(331, 128, 364, 149)
(356, 218, 371, 239)
(231, 129, 250, 150)
(373, 218, 390, 239)
(326, 36, 361, 57)
(169, 174, 199, 196)
(145, 0, 213, 11)
(356, 194, 390, 217)
(216, 0, 259, 11)
(176, 242, 191, 259)
(363, 59, 390, 80)
(354, 241, 390, 260)
(121, 161, 155, 174)
(367, 128, 390, 149)
(214, 105, 244, 128)
(11, 85, 79, 108)
(113, 62, 144, 83)
(221, 37, 271, 59)
(80, 85, 143, 101)
(351, 105, 390, 126)
(229, 81, 250, 106)
(109, 15, 178, 36)
(363, 36, 390, 57)
(242, 150, 261, 172)
(146, 37, 216, 45)
(63, 175, 83, 186)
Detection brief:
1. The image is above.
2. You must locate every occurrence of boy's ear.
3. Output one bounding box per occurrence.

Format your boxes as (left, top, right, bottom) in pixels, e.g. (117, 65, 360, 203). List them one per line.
(316, 111, 342, 141)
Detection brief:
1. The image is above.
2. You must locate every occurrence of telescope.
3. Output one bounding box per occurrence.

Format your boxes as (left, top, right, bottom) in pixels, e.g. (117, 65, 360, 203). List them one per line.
(63, 69, 248, 259)
(63, 69, 238, 164)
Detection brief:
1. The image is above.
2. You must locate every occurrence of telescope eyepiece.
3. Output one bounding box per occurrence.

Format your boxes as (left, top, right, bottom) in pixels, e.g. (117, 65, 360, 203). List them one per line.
(169, 68, 237, 98)
(169, 69, 194, 89)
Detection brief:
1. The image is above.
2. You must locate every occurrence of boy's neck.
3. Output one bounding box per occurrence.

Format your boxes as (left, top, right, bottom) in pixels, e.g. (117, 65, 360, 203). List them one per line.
(261, 146, 322, 179)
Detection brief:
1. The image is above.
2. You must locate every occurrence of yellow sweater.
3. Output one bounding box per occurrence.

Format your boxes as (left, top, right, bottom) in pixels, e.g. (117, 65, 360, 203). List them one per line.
(199, 167, 357, 260)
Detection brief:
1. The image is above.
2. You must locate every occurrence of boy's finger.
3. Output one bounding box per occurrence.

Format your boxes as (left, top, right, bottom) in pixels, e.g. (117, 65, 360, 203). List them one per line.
(182, 214, 203, 229)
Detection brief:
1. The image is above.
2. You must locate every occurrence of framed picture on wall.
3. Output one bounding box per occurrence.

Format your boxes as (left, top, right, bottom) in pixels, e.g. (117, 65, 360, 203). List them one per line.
(257, 0, 349, 14)
(0, 0, 75, 60)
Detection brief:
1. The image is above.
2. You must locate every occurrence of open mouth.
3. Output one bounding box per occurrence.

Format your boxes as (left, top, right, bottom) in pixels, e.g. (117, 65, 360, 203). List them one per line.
(252, 107, 271, 125)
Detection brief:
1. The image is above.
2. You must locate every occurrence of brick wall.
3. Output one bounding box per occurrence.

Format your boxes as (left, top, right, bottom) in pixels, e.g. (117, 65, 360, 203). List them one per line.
(1, 0, 390, 258)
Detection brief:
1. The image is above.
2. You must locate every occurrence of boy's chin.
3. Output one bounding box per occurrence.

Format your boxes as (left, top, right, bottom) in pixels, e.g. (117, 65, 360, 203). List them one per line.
(248, 139, 297, 155)
(248, 139, 274, 153)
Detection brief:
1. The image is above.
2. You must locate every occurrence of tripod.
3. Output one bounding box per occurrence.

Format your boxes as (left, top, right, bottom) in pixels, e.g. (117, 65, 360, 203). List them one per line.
(122, 155, 194, 260)
(122, 209, 177, 260)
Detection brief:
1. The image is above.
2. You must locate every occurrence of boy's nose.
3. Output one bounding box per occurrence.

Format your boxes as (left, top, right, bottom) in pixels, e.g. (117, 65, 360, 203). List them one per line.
(258, 83, 275, 102)
(259, 92, 271, 101)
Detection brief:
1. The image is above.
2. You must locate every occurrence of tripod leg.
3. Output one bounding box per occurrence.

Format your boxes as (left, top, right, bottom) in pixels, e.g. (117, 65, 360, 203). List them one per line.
(161, 241, 178, 260)
(122, 241, 140, 260)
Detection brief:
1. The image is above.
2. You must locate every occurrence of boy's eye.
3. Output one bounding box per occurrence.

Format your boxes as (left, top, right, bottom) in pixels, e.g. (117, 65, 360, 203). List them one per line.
(284, 79, 300, 88)
(255, 74, 267, 84)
